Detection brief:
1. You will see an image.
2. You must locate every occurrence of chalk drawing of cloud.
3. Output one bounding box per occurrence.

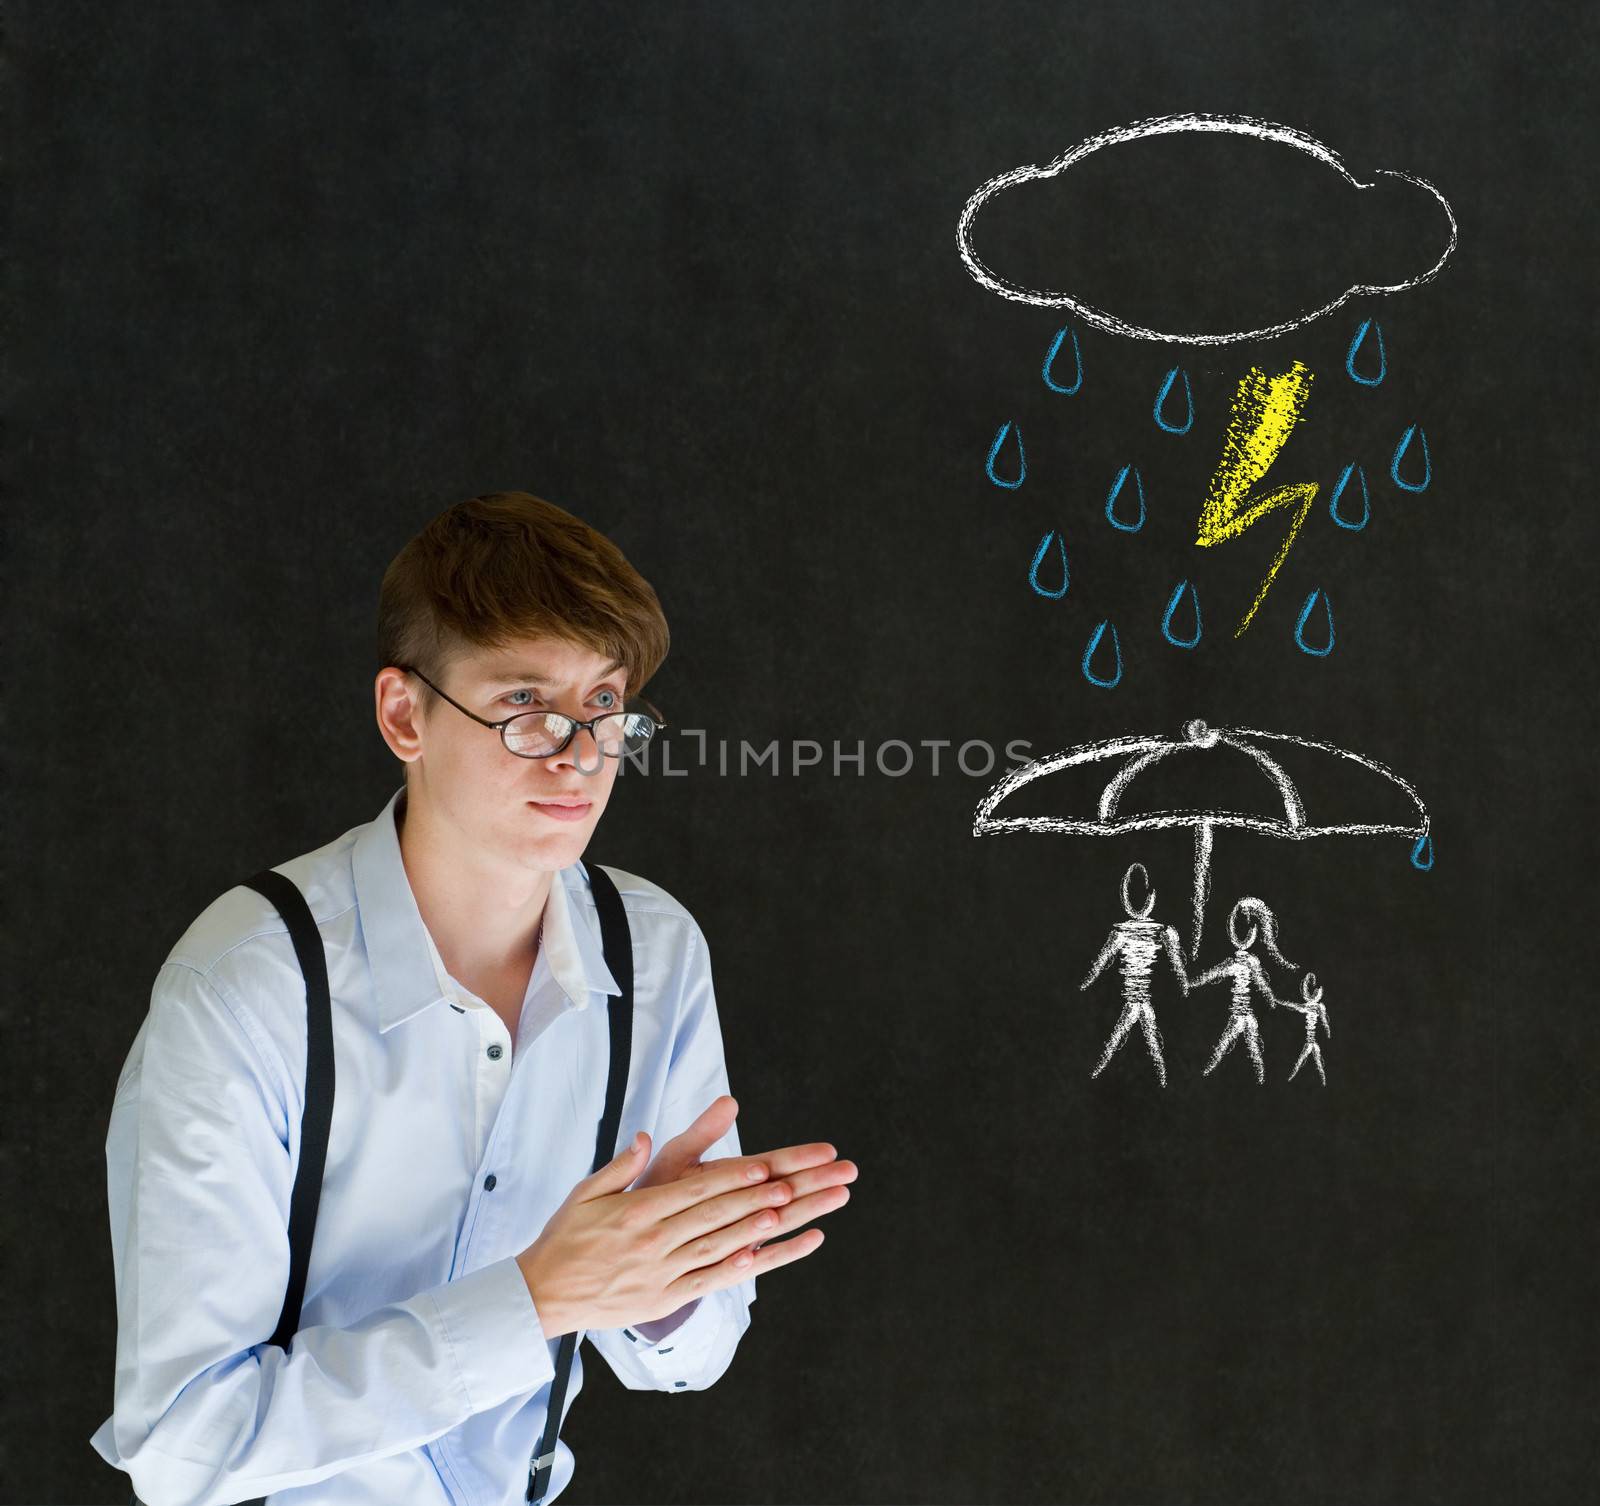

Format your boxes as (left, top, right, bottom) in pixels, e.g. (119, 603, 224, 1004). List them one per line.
(956, 112, 1458, 345)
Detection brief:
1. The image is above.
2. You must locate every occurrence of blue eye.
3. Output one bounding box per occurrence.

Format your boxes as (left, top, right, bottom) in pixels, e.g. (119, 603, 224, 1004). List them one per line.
(504, 687, 622, 710)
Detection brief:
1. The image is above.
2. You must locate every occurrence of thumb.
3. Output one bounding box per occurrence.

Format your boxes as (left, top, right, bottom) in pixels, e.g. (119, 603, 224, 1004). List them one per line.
(575, 1130, 649, 1201)
(609, 1129, 650, 1178)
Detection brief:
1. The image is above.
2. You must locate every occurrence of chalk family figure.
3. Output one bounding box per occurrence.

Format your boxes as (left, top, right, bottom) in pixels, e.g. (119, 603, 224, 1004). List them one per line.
(1080, 866, 1330, 1084)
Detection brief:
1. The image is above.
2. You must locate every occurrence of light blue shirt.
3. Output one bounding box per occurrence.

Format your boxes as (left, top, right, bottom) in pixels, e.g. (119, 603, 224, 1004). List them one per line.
(90, 783, 756, 1506)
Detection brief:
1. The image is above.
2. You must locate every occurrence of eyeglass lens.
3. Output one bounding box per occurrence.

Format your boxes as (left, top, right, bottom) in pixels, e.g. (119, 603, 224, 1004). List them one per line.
(504, 711, 658, 759)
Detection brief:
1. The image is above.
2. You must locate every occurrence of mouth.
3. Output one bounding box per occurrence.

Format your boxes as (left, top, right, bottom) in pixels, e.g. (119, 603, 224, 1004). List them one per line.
(528, 797, 593, 822)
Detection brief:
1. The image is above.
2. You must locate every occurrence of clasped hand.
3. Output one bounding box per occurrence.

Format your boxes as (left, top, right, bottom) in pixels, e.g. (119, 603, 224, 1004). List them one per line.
(516, 1094, 856, 1338)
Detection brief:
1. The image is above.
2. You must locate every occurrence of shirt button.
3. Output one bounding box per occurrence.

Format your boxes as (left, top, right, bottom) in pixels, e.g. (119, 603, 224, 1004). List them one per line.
(487, 1043, 503, 1060)
(483, 1173, 498, 1191)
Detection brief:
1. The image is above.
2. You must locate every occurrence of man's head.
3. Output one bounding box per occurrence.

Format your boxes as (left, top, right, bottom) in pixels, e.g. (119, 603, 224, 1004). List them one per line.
(1120, 861, 1157, 919)
(373, 491, 669, 874)
(1227, 900, 1259, 951)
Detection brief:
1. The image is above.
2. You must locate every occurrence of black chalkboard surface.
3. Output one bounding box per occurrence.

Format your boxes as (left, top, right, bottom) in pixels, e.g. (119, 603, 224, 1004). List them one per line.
(10, 3, 1597, 1503)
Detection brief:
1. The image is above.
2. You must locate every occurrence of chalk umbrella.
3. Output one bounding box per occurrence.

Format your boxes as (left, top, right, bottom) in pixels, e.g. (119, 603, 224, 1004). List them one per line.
(972, 718, 1431, 957)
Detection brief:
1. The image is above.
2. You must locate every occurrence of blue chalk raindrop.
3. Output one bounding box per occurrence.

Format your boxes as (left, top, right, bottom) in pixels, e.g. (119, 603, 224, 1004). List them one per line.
(1104, 465, 1146, 532)
(1042, 325, 1083, 394)
(1027, 530, 1069, 599)
(1329, 463, 1370, 530)
(1293, 589, 1335, 656)
(1082, 620, 1123, 688)
(1410, 833, 1434, 871)
(1390, 424, 1431, 492)
(1345, 318, 1387, 386)
(985, 421, 1025, 489)
(1160, 579, 1202, 648)
(1153, 366, 1193, 434)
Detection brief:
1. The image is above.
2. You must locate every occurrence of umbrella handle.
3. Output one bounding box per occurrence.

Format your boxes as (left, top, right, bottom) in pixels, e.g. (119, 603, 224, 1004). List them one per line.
(1191, 820, 1215, 958)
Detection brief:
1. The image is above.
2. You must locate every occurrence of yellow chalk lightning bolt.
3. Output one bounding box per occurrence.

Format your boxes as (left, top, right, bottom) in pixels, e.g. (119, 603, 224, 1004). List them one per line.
(1195, 361, 1318, 636)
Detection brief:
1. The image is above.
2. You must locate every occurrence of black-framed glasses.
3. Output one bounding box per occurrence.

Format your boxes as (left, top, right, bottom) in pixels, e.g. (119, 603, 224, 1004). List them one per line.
(394, 663, 667, 760)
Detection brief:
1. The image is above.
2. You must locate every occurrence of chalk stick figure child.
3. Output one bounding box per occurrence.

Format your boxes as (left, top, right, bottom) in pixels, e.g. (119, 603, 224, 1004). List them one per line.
(1189, 896, 1297, 1084)
(1282, 970, 1331, 1084)
(1079, 862, 1188, 1086)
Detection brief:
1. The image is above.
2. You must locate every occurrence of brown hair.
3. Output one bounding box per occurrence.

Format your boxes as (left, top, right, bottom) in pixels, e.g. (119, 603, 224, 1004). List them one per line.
(376, 491, 670, 720)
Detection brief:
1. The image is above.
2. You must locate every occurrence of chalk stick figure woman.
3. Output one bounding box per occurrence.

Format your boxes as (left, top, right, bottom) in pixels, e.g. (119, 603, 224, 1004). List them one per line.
(1079, 862, 1188, 1086)
(1189, 896, 1296, 1084)
(1283, 970, 1331, 1084)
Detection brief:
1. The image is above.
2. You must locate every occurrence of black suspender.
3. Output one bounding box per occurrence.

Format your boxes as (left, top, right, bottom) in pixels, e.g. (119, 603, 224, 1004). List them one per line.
(131, 859, 634, 1506)
(241, 869, 337, 1364)
(527, 859, 634, 1504)
(231, 869, 338, 1506)
(129, 866, 334, 1506)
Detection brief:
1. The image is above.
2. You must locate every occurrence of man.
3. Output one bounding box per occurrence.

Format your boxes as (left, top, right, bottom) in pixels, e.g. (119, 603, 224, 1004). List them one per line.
(1078, 862, 1189, 1086)
(90, 491, 858, 1505)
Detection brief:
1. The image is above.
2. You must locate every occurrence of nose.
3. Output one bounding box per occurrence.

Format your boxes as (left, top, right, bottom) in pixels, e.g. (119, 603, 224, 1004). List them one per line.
(547, 722, 606, 776)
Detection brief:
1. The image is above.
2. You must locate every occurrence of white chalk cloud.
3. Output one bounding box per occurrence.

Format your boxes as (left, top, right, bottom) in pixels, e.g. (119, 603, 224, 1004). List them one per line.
(956, 111, 1457, 345)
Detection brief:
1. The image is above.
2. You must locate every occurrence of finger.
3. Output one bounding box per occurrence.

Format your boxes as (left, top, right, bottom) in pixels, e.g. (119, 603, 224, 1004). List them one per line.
(674, 1093, 738, 1144)
(666, 1179, 852, 1271)
(739, 1226, 826, 1272)
(660, 1146, 855, 1225)
(677, 1141, 848, 1186)
(743, 1180, 851, 1246)
(633, 1139, 855, 1220)
(773, 1158, 858, 1199)
(728, 1142, 844, 1179)
(662, 1152, 857, 1248)
(648, 1097, 742, 1185)
(660, 1167, 800, 1254)
(630, 1147, 779, 1219)
(662, 1228, 828, 1306)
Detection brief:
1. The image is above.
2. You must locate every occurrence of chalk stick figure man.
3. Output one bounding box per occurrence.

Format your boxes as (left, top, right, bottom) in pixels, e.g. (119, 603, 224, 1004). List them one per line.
(1079, 862, 1188, 1086)
(1189, 896, 1296, 1084)
(1283, 970, 1331, 1084)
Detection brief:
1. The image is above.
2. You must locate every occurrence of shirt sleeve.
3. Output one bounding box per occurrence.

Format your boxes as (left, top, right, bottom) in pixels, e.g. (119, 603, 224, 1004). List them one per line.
(90, 961, 557, 1506)
(583, 922, 757, 1393)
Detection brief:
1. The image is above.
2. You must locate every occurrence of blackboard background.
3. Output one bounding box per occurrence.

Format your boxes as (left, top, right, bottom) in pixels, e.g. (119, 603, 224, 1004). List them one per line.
(8, 2, 1597, 1502)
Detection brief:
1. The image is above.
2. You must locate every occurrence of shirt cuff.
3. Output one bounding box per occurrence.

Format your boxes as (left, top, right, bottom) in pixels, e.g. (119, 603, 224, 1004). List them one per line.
(634, 1297, 700, 1344)
(616, 1286, 741, 1388)
(428, 1256, 557, 1409)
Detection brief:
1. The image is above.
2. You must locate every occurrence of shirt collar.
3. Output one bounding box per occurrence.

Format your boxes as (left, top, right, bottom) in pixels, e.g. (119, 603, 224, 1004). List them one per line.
(351, 784, 621, 1034)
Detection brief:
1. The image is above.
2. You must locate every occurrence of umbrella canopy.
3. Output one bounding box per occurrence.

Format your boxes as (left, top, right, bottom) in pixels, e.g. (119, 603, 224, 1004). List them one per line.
(972, 718, 1431, 956)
